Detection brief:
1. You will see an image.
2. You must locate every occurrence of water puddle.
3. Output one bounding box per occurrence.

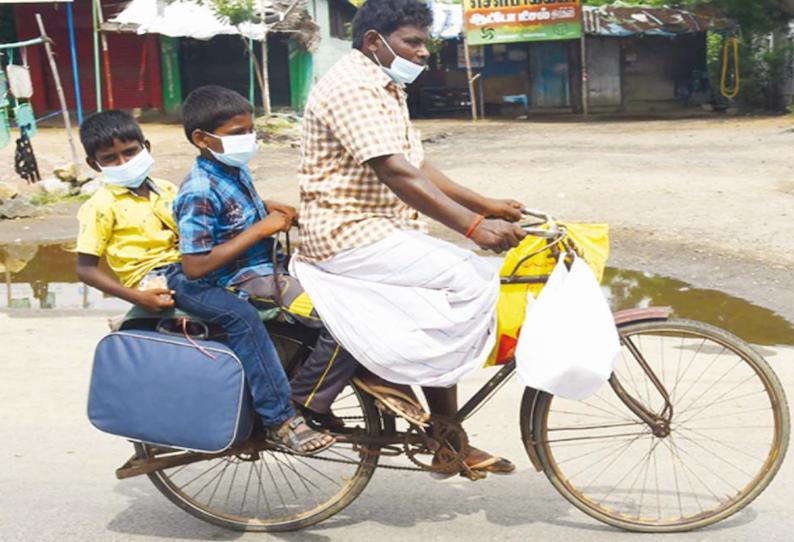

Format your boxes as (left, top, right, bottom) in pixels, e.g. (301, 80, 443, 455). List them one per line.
(3, 242, 794, 346)
(0, 243, 129, 312)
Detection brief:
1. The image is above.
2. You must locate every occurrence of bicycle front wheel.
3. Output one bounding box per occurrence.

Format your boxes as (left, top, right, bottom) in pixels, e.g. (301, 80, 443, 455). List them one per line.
(528, 318, 789, 532)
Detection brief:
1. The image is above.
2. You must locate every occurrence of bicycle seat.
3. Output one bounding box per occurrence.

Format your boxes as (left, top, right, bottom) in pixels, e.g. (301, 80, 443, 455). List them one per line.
(111, 305, 282, 332)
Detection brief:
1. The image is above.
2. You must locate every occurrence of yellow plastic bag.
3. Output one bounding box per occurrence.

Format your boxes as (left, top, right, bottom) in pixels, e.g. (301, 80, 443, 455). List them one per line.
(486, 223, 610, 366)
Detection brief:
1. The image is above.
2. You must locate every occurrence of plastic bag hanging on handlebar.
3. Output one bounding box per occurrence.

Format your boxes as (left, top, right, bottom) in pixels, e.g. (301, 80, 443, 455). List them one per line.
(514, 254, 620, 400)
(485, 223, 610, 367)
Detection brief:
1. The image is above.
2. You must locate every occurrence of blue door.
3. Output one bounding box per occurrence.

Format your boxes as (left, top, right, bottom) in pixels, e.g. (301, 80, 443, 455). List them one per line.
(530, 42, 571, 108)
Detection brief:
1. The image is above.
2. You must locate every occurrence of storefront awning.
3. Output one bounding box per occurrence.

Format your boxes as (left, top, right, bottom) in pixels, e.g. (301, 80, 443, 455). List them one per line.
(583, 5, 736, 37)
(101, 0, 279, 40)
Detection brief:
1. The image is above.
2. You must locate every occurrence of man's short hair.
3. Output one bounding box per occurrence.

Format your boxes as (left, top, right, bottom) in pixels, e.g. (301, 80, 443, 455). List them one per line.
(351, 0, 433, 50)
(79, 110, 144, 159)
(181, 85, 253, 142)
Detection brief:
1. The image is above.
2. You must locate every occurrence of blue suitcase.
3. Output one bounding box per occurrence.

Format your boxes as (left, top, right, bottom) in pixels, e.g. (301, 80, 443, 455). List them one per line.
(88, 330, 254, 453)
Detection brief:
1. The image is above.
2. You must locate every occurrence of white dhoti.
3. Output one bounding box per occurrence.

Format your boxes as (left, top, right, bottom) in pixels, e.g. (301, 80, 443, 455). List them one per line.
(290, 230, 499, 387)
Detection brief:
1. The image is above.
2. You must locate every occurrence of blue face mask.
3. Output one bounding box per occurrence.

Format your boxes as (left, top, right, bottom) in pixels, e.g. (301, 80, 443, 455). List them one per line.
(373, 33, 426, 86)
(100, 148, 155, 189)
(207, 132, 258, 168)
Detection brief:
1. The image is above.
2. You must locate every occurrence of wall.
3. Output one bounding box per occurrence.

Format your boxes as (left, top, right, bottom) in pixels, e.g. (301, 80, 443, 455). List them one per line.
(309, 0, 351, 80)
(585, 37, 621, 108)
(14, 1, 163, 114)
(621, 34, 706, 110)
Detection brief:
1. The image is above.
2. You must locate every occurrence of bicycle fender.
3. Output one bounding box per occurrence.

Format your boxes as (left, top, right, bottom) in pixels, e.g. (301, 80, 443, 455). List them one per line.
(614, 307, 672, 327)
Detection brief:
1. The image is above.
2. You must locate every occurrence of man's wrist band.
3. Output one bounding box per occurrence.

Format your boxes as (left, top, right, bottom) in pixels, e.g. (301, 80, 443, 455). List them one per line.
(465, 214, 485, 239)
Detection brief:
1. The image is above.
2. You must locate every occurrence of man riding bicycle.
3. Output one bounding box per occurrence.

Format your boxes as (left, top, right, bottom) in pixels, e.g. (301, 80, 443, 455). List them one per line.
(291, 0, 528, 475)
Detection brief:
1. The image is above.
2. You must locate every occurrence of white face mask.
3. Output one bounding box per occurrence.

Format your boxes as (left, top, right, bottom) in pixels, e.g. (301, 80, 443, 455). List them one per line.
(207, 132, 258, 168)
(374, 33, 426, 85)
(100, 148, 155, 189)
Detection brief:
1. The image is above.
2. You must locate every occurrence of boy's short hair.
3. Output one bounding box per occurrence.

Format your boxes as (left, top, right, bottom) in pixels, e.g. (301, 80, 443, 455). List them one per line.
(79, 110, 145, 159)
(181, 85, 254, 143)
(351, 0, 433, 50)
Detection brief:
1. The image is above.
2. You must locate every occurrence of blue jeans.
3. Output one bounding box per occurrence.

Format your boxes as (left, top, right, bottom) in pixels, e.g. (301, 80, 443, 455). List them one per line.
(162, 264, 296, 427)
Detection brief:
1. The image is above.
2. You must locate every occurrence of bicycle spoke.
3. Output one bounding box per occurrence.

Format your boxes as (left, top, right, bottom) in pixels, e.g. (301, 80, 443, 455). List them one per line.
(668, 435, 744, 493)
(669, 337, 708, 402)
(263, 456, 289, 511)
(224, 459, 240, 508)
(577, 431, 649, 487)
(677, 377, 763, 426)
(273, 454, 299, 500)
(674, 345, 729, 408)
(677, 426, 767, 463)
(177, 457, 226, 491)
(679, 405, 772, 425)
(673, 432, 756, 479)
(253, 456, 274, 518)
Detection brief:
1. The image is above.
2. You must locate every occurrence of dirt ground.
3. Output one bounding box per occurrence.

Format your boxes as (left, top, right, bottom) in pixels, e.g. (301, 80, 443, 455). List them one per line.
(2, 115, 793, 321)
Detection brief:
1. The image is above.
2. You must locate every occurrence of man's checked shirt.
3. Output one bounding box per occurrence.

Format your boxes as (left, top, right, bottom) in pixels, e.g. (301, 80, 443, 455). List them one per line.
(173, 156, 274, 287)
(296, 49, 428, 262)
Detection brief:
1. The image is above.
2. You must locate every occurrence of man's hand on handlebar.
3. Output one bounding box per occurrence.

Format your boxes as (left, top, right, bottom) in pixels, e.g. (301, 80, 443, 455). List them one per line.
(470, 218, 527, 253)
(481, 198, 524, 222)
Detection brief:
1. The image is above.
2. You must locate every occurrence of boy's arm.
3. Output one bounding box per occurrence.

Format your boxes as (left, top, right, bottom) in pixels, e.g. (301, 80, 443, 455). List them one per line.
(264, 200, 297, 221)
(76, 253, 174, 312)
(179, 210, 292, 280)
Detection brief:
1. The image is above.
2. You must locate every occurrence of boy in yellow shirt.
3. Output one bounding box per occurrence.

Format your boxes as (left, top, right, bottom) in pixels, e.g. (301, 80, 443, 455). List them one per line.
(75, 110, 333, 455)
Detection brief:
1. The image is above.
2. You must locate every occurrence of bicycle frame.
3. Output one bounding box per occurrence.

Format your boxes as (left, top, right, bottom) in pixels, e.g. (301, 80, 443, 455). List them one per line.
(454, 306, 674, 470)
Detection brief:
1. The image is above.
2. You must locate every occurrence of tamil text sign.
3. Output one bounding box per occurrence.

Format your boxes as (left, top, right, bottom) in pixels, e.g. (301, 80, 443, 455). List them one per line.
(464, 0, 582, 46)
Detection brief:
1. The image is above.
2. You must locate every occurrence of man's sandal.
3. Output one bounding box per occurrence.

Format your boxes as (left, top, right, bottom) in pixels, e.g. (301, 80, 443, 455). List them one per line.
(431, 445, 516, 480)
(269, 416, 336, 456)
(352, 377, 430, 427)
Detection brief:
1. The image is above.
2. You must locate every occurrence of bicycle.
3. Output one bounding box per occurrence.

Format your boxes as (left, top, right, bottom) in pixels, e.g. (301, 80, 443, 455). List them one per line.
(112, 211, 790, 533)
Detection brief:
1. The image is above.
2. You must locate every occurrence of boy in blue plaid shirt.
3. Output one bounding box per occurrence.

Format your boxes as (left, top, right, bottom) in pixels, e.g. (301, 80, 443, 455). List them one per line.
(174, 85, 358, 436)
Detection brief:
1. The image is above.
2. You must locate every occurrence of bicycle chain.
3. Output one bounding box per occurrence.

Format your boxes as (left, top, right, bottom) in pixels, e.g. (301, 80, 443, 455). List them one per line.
(278, 415, 469, 474)
(263, 414, 423, 471)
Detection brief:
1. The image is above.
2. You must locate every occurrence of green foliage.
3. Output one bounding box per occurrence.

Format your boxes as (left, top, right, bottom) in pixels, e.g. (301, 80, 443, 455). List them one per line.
(29, 192, 89, 207)
(173, 0, 259, 26)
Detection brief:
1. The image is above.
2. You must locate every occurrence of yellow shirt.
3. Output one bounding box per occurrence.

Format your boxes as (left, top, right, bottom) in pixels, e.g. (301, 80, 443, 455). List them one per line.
(76, 178, 181, 288)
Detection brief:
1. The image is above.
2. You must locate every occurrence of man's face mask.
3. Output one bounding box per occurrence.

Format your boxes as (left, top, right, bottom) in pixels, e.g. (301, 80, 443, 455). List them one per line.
(206, 132, 258, 168)
(100, 148, 155, 189)
(373, 33, 426, 85)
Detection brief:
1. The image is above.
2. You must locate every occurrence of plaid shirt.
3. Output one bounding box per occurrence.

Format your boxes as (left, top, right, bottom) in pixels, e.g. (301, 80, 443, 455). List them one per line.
(173, 157, 274, 287)
(296, 49, 427, 262)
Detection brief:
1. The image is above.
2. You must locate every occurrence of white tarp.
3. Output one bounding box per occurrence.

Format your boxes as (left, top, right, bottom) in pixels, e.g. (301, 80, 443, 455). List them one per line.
(430, 0, 463, 39)
(104, 0, 275, 40)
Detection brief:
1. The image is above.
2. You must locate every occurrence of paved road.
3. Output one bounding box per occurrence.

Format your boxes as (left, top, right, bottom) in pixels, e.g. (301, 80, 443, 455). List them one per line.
(1, 313, 792, 542)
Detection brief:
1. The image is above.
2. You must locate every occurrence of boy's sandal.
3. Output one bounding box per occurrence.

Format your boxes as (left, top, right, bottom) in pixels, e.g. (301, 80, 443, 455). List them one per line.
(269, 416, 336, 456)
(352, 377, 430, 427)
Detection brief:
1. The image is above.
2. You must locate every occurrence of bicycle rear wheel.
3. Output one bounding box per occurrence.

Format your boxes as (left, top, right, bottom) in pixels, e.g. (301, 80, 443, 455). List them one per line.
(135, 326, 381, 532)
(526, 318, 789, 532)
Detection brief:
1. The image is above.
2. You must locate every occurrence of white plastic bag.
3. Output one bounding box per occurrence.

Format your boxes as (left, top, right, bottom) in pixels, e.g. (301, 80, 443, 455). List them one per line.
(7, 48, 33, 99)
(515, 255, 621, 400)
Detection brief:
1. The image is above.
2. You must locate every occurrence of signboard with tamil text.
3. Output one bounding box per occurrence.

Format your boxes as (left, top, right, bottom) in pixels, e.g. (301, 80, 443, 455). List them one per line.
(464, 0, 582, 46)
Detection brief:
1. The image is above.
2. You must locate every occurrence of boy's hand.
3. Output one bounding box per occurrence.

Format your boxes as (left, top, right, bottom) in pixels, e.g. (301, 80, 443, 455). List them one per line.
(134, 288, 176, 312)
(256, 211, 292, 237)
(266, 201, 298, 222)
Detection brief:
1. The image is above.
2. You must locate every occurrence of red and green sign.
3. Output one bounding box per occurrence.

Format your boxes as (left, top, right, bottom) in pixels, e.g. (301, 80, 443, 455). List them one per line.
(464, 0, 582, 46)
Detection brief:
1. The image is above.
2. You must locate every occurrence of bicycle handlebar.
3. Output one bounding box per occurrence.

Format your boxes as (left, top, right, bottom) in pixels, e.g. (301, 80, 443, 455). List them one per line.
(520, 208, 563, 239)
